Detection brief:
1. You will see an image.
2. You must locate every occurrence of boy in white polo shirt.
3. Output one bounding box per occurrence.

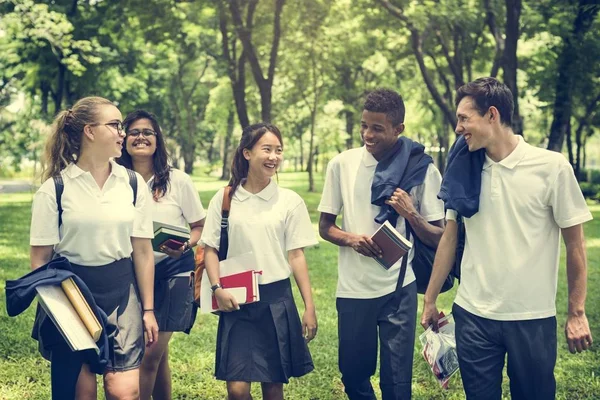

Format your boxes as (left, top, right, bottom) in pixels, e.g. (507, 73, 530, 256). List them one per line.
(319, 89, 445, 400)
(422, 77, 593, 400)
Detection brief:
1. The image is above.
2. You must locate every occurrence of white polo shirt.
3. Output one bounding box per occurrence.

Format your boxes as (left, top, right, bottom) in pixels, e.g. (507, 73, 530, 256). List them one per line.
(150, 169, 206, 264)
(318, 146, 445, 299)
(200, 180, 318, 284)
(447, 136, 593, 321)
(30, 160, 154, 266)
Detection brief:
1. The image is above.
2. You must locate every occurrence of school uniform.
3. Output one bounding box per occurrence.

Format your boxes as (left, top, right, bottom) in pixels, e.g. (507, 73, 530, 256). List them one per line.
(445, 136, 593, 400)
(150, 169, 206, 332)
(318, 146, 444, 400)
(200, 180, 317, 383)
(30, 160, 154, 372)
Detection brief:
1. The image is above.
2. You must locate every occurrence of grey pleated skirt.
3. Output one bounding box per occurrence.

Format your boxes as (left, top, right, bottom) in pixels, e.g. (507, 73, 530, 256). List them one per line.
(215, 278, 314, 383)
(154, 251, 196, 333)
(70, 258, 144, 372)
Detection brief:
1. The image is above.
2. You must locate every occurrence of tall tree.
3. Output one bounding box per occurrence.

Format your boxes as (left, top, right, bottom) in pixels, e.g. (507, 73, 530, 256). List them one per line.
(228, 0, 285, 122)
(547, 0, 599, 152)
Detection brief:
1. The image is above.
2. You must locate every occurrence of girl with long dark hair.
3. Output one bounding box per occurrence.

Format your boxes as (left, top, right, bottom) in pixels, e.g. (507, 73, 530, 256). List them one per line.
(30, 97, 158, 399)
(201, 122, 318, 400)
(117, 110, 206, 400)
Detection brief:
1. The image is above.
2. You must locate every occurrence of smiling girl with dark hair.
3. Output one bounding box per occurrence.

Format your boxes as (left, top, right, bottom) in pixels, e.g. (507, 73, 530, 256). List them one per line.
(201, 122, 318, 400)
(118, 110, 206, 400)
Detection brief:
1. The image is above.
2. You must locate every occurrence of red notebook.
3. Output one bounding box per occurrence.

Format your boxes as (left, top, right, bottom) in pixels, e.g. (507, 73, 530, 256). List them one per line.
(211, 270, 262, 311)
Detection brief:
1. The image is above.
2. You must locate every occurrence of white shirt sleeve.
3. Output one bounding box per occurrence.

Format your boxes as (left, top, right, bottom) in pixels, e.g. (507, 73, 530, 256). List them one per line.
(446, 209, 458, 221)
(178, 172, 206, 223)
(132, 172, 154, 238)
(318, 158, 343, 215)
(285, 197, 319, 251)
(200, 189, 225, 250)
(30, 181, 60, 246)
(548, 159, 593, 228)
(414, 164, 445, 222)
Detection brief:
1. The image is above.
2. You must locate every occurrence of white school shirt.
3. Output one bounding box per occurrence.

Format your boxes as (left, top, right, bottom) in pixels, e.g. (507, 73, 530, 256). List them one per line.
(150, 169, 206, 264)
(30, 160, 154, 266)
(318, 146, 445, 299)
(200, 180, 318, 284)
(447, 136, 593, 321)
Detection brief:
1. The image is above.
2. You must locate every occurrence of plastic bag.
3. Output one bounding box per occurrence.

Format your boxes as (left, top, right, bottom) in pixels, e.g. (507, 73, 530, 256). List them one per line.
(418, 312, 460, 389)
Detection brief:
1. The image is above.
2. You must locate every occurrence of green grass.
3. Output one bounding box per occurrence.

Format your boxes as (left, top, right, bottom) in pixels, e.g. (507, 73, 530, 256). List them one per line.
(1, 172, 599, 399)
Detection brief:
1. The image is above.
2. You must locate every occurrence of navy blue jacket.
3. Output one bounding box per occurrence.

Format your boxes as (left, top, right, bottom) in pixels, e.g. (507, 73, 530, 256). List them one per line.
(5, 257, 110, 399)
(437, 135, 485, 217)
(372, 136, 433, 226)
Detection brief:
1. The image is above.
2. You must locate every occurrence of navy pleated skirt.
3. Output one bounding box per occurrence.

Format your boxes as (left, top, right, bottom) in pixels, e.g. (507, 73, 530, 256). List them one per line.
(154, 251, 196, 333)
(70, 258, 144, 372)
(215, 278, 314, 383)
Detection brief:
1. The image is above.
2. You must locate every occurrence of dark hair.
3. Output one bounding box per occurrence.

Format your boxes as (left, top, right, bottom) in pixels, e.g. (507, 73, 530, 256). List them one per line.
(229, 122, 283, 197)
(363, 88, 406, 126)
(42, 96, 114, 181)
(117, 110, 171, 200)
(455, 77, 514, 127)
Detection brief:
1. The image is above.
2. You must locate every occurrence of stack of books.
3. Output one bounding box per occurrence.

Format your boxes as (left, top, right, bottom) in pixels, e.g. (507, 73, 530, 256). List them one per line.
(200, 252, 262, 313)
(370, 220, 413, 269)
(36, 277, 102, 353)
(152, 221, 191, 253)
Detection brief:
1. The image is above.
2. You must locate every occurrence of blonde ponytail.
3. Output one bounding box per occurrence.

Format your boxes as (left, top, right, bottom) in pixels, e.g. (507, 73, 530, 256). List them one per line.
(41, 96, 114, 181)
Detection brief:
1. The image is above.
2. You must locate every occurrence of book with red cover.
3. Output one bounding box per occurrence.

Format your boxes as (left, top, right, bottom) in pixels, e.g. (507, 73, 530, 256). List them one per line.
(370, 220, 413, 270)
(211, 270, 262, 311)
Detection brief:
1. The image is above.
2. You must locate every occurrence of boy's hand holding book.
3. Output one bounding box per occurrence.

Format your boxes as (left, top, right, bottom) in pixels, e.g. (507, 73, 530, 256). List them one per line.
(347, 233, 383, 258)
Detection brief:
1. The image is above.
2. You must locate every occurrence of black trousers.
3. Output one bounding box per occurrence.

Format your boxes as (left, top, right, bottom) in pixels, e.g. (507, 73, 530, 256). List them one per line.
(453, 304, 557, 400)
(336, 282, 417, 400)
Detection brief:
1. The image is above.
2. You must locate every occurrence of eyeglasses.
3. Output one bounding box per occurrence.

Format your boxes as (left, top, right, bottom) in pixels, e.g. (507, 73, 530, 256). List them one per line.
(127, 129, 156, 138)
(89, 121, 124, 134)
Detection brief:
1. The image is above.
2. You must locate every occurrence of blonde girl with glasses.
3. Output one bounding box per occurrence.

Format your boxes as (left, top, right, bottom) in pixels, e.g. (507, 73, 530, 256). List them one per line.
(29, 96, 158, 399)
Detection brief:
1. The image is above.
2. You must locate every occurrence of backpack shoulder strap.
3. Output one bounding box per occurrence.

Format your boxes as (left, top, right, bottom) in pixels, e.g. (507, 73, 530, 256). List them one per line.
(53, 175, 65, 227)
(126, 168, 138, 206)
(222, 186, 232, 214)
(218, 186, 232, 260)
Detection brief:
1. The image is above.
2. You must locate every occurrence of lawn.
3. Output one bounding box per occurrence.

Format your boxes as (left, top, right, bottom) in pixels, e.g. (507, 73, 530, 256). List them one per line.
(0, 171, 599, 399)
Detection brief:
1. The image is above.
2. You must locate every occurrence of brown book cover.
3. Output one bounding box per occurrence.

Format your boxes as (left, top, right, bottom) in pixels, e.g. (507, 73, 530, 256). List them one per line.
(371, 220, 412, 270)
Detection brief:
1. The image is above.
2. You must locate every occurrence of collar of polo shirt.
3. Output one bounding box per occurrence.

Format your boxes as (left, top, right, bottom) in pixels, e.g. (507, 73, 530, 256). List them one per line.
(483, 135, 527, 170)
(234, 178, 277, 202)
(361, 146, 378, 167)
(64, 159, 129, 180)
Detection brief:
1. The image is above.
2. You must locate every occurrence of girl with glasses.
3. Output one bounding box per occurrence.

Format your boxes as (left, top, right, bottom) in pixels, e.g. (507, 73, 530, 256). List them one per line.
(117, 110, 206, 400)
(29, 97, 158, 399)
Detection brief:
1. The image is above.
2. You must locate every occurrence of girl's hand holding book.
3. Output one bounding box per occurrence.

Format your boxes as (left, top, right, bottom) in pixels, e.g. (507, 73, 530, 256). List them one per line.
(215, 288, 240, 312)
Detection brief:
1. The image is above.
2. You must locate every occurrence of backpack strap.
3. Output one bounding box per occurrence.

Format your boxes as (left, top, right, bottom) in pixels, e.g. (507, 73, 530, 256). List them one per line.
(394, 219, 411, 299)
(218, 186, 232, 261)
(53, 175, 65, 227)
(126, 168, 138, 206)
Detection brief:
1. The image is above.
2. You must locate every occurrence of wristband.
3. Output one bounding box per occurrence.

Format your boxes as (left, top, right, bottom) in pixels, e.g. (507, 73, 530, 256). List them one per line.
(143, 309, 154, 312)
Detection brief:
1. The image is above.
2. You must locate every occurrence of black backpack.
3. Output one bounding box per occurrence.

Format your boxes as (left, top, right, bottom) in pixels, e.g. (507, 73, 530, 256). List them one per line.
(53, 169, 138, 226)
(405, 213, 464, 294)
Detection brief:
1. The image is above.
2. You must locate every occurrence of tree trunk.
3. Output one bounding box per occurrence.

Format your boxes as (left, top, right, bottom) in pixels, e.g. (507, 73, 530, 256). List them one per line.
(307, 111, 316, 192)
(345, 110, 354, 149)
(547, 0, 599, 152)
(229, 0, 285, 124)
(53, 62, 66, 115)
(566, 118, 574, 166)
(503, 0, 523, 136)
(182, 145, 195, 174)
(221, 109, 235, 181)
